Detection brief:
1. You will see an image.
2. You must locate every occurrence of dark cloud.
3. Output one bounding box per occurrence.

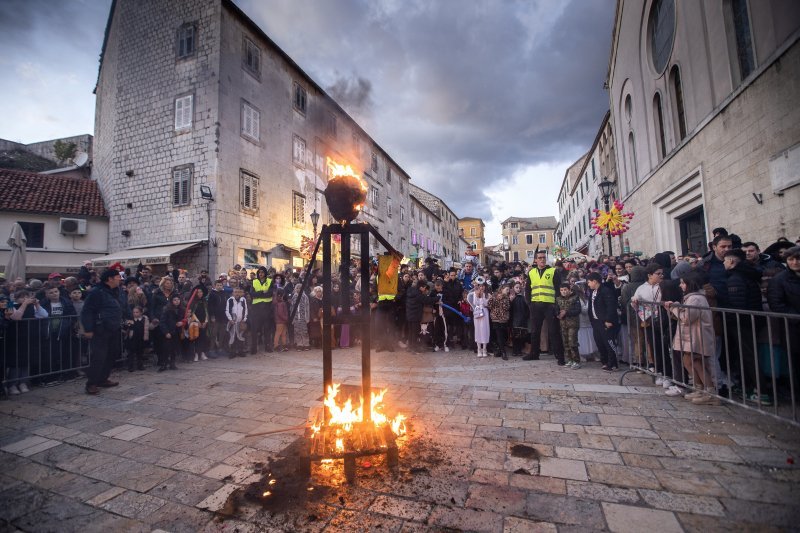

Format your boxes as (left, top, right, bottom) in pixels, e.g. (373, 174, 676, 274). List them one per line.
(241, 0, 615, 220)
(326, 74, 373, 121)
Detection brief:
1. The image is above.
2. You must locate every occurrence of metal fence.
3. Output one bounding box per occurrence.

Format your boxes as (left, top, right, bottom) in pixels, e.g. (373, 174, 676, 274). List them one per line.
(1, 315, 126, 393)
(620, 299, 799, 425)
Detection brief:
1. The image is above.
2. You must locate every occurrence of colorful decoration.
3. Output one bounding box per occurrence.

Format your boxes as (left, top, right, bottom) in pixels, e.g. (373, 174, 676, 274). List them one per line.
(591, 199, 634, 237)
(300, 235, 316, 260)
(551, 244, 568, 259)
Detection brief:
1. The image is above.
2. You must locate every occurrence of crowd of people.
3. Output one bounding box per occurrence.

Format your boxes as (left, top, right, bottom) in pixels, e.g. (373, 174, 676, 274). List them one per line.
(1, 229, 798, 408)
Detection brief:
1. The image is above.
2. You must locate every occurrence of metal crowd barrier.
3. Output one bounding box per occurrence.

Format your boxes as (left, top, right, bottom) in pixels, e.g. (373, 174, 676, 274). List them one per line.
(1, 315, 126, 392)
(619, 300, 799, 425)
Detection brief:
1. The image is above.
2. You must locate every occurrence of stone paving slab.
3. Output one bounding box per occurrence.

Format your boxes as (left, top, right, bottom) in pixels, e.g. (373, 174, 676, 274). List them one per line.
(0, 346, 798, 531)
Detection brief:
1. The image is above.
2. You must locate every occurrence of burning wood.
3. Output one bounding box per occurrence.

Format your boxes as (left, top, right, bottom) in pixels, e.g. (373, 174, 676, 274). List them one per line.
(324, 157, 368, 224)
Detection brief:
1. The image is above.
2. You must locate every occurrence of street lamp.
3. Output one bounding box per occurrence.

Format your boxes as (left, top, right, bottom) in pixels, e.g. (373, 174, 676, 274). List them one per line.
(200, 185, 214, 272)
(310, 208, 320, 241)
(598, 177, 614, 256)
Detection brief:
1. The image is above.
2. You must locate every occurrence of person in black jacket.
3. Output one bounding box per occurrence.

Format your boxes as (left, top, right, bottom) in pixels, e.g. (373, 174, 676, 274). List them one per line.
(509, 281, 530, 357)
(767, 246, 800, 396)
(40, 286, 77, 380)
(405, 281, 438, 354)
(159, 294, 185, 371)
(442, 269, 463, 347)
(724, 249, 766, 402)
(81, 269, 124, 395)
(587, 272, 620, 371)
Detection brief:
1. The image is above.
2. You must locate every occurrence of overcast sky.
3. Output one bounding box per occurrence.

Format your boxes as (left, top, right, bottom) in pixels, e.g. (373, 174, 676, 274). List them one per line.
(0, 0, 615, 244)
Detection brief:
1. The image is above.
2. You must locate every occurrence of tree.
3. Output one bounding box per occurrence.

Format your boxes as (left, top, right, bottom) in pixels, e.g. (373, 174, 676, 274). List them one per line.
(53, 140, 77, 164)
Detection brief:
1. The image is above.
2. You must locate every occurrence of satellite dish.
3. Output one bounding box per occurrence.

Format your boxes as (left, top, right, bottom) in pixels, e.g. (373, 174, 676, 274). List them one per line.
(74, 152, 89, 167)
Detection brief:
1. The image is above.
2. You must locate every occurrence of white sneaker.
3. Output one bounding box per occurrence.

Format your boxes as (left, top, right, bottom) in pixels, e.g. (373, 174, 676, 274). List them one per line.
(662, 379, 672, 389)
(434, 346, 440, 352)
(200, 353, 208, 361)
(398, 341, 408, 349)
(572, 363, 582, 369)
(193, 354, 199, 362)
(6, 384, 20, 395)
(18, 383, 29, 393)
(655, 377, 665, 386)
(444, 346, 449, 353)
(665, 385, 683, 397)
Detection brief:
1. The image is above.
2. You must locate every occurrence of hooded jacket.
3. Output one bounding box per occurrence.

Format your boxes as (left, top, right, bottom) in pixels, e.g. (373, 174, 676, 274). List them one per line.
(767, 268, 800, 315)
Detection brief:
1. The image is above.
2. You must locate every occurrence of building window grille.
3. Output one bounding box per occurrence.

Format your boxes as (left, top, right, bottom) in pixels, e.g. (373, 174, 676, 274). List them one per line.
(371, 186, 379, 207)
(293, 134, 306, 167)
(293, 82, 307, 114)
(292, 191, 305, 226)
(240, 170, 259, 212)
(243, 37, 260, 77)
(177, 24, 196, 58)
(174, 94, 193, 130)
(241, 101, 260, 141)
(172, 165, 192, 207)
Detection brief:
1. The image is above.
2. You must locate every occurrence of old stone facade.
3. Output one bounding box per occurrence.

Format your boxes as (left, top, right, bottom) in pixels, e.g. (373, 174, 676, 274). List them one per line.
(458, 217, 486, 265)
(409, 195, 441, 267)
(500, 216, 558, 263)
(409, 184, 460, 267)
(93, 0, 417, 274)
(608, 0, 800, 255)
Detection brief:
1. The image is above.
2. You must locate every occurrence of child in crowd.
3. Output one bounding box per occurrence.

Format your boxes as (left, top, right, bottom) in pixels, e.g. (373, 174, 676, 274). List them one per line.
(159, 295, 184, 371)
(556, 283, 582, 368)
(458, 289, 474, 351)
(226, 286, 249, 357)
(487, 284, 511, 360)
(468, 281, 490, 358)
(273, 289, 290, 352)
(127, 306, 149, 371)
(509, 282, 529, 357)
(431, 279, 449, 352)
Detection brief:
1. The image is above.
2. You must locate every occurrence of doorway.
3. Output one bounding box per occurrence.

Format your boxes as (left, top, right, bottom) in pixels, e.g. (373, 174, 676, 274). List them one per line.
(678, 208, 706, 256)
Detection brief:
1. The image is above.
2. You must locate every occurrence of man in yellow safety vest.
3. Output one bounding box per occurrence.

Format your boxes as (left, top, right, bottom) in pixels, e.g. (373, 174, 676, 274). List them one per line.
(523, 250, 565, 364)
(250, 266, 275, 354)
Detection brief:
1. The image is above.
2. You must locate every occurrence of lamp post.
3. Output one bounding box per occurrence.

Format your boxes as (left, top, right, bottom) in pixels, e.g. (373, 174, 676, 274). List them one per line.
(598, 177, 614, 256)
(200, 185, 214, 272)
(310, 208, 320, 242)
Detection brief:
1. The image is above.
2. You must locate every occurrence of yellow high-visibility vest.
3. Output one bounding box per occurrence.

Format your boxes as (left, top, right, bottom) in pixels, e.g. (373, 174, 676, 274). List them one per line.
(252, 278, 273, 304)
(378, 294, 395, 301)
(528, 267, 556, 303)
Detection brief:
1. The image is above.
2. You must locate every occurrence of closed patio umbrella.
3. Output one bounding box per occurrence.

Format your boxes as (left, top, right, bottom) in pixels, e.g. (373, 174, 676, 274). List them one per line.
(6, 222, 27, 282)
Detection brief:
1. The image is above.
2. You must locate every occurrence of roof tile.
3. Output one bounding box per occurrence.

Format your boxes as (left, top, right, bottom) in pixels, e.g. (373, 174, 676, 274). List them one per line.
(0, 168, 108, 218)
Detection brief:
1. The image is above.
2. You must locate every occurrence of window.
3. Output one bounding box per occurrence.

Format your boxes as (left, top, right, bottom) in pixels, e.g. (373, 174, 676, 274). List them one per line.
(727, 0, 754, 83)
(292, 191, 305, 226)
(426, 215, 430, 228)
(526, 234, 533, 245)
(512, 235, 518, 245)
(513, 251, 519, 261)
(628, 132, 639, 183)
(371, 186, 379, 207)
(386, 167, 392, 183)
(471, 242, 477, 251)
(240, 170, 259, 212)
(387, 198, 393, 218)
(177, 24, 195, 58)
(172, 165, 192, 207)
(399, 180, 404, 193)
(670, 65, 687, 141)
(244, 249, 260, 265)
(243, 37, 260, 77)
(653, 92, 667, 159)
(527, 250, 534, 258)
(624, 94, 632, 123)
(293, 134, 306, 167)
(470, 227, 476, 237)
(327, 112, 337, 138)
(401, 237, 406, 252)
(174, 94, 193, 131)
(400, 206, 405, 223)
(241, 101, 260, 141)
(17, 222, 43, 248)
(371, 152, 378, 172)
(510, 222, 518, 229)
(293, 82, 307, 114)
(648, 0, 675, 74)
(539, 233, 547, 244)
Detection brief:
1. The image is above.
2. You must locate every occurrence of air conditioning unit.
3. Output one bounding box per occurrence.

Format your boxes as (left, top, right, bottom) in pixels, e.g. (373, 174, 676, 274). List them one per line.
(60, 218, 87, 235)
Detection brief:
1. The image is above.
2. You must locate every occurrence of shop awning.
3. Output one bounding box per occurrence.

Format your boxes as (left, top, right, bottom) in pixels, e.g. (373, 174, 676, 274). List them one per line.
(90, 241, 203, 268)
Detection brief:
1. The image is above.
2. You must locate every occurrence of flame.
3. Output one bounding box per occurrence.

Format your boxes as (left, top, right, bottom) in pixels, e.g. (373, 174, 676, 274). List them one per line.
(311, 383, 407, 439)
(326, 157, 369, 217)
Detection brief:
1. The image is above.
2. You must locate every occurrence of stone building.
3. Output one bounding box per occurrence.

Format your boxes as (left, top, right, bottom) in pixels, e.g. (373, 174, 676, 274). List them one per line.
(556, 152, 599, 256)
(557, 112, 618, 257)
(409, 195, 441, 267)
(458, 217, 486, 265)
(500, 216, 558, 263)
(92, 0, 415, 274)
(409, 184, 460, 267)
(608, 0, 800, 255)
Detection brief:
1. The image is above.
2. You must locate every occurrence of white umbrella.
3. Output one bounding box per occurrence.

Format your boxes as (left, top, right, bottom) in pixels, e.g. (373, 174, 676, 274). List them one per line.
(6, 223, 27, 282)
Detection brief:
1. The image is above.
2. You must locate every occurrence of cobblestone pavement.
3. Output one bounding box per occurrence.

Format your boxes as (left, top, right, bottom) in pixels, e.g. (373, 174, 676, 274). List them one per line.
(1, 347, 799, 532)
